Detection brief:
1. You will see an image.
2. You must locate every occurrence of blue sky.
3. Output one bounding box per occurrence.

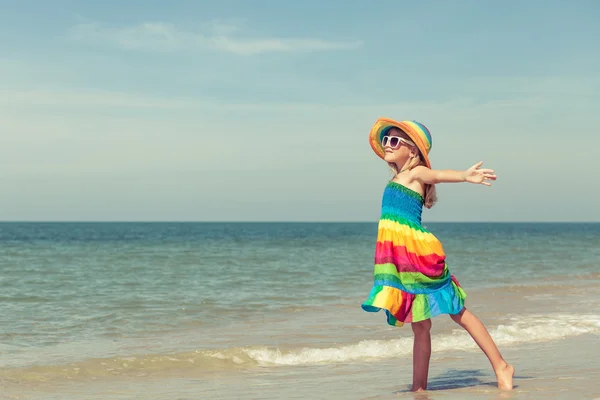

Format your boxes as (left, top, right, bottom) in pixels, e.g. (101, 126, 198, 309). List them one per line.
(1, 0, 599, 221)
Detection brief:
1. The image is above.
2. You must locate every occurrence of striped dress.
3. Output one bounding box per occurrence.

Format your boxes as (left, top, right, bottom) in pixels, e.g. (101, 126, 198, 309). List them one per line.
(361, 181, 466, 327)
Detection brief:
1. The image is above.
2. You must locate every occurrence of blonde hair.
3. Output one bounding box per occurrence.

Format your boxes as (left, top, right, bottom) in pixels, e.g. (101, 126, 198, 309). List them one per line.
(386, 129, 438, 209)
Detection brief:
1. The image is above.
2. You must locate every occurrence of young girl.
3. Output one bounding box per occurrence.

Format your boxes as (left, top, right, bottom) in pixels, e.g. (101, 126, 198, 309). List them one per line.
(361, 118, 514, 392)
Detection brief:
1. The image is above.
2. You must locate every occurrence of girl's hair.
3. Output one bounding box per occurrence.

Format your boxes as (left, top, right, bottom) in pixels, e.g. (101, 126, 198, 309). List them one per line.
(387, 129, 438, 208)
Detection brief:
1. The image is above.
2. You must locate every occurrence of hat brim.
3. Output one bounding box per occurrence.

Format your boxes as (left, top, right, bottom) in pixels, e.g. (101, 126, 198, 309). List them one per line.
(369, 117, 431, 168)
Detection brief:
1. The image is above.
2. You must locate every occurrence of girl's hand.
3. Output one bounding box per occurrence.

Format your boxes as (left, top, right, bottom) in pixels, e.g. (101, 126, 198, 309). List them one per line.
(465, 161, 497, 186)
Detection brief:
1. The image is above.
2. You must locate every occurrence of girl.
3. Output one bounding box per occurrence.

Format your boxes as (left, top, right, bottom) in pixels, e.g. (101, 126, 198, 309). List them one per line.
(361, 118, 514, 392)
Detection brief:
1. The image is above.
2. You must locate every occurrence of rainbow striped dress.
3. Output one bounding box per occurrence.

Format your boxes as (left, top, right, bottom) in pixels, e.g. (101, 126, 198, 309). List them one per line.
(361, 181, 466, 327)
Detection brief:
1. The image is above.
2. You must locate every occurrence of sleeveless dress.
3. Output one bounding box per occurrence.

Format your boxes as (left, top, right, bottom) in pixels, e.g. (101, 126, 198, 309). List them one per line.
(361, 181, 466, 327)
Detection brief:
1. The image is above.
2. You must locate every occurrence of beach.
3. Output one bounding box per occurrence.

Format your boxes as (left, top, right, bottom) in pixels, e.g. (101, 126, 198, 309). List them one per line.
(1, 222, 599, 399)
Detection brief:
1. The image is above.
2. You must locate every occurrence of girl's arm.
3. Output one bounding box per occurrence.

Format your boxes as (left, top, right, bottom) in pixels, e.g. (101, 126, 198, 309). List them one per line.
(411, 161, 497, 186)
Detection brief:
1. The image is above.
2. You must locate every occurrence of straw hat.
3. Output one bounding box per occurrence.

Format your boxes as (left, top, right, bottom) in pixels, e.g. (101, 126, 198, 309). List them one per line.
(368, 117, 433, 168)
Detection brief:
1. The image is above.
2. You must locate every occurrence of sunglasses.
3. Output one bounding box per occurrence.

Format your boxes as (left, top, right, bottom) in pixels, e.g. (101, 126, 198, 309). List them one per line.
(381, 135, 415, 149)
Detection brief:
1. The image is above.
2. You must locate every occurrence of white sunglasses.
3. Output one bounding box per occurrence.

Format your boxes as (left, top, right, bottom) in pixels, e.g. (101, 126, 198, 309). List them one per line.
(381, 135, 415, 149)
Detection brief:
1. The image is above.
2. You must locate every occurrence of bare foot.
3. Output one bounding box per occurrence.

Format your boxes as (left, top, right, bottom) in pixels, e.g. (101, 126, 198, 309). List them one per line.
(495, 363, 514, 390)
(410, 386, 427, 392)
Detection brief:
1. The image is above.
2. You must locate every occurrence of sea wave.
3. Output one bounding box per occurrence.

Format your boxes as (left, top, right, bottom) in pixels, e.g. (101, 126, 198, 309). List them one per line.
(2, 313, 598, 383)
(246, 313, 600, 365)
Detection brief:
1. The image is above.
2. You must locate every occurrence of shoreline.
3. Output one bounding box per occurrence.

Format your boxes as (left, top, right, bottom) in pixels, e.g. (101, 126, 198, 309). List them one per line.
(3, 333, 599, 400)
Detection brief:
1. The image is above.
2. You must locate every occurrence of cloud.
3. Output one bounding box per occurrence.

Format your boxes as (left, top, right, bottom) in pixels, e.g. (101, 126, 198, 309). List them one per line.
(0, 85, 562, 113)
(69, 22, 362, 55)
(1, 88, 204, 110)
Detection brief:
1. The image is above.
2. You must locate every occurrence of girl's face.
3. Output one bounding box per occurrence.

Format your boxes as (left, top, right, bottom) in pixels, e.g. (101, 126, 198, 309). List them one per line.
(382, 128, 416, 165)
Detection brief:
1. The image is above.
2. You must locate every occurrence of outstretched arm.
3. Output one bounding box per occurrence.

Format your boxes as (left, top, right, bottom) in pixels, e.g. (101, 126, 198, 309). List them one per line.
(411, 161, 497, 186)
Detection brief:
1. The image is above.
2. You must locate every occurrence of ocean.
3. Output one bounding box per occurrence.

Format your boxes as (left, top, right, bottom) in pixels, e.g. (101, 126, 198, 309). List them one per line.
(1, 222, 599, 399)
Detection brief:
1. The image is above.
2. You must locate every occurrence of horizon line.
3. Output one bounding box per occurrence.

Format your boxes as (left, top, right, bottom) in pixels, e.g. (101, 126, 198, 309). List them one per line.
(0, 220, 598, 224)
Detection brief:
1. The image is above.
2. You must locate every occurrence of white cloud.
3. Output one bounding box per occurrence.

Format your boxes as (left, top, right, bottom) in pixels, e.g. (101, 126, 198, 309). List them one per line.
(0, 88, 203, 110)
(69, 22, 362, 55)
(203, 19, 245, 36)
(0, 87, 560, 114)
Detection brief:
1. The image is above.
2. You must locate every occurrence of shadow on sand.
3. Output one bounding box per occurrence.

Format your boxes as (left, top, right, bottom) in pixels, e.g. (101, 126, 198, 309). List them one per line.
(426, 368, 497, 390)
(393, 368, 528, 397)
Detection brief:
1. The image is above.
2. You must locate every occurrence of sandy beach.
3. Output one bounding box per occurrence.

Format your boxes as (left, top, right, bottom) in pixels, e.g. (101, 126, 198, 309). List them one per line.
(3, 281, 599, 400)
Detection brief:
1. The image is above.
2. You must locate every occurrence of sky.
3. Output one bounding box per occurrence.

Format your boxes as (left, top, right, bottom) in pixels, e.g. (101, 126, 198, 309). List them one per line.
(1, 0, 599, 222)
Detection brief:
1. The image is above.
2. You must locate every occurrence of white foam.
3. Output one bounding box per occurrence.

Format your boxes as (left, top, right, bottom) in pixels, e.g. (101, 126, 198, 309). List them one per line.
(244, 313, 600, 366)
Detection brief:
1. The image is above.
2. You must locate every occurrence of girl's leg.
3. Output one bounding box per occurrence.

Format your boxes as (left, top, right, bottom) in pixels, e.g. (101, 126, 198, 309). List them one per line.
(411, 319, 432, 392)
(450, 308, 514, 390)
